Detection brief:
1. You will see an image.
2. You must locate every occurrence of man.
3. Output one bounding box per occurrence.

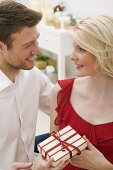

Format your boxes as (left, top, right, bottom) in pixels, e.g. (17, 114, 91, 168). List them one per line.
(0, 1, 53, 169)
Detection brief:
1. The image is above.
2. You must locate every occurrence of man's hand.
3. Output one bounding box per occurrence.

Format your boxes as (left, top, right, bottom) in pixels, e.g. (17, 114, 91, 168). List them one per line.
(9, 162, 33, 170)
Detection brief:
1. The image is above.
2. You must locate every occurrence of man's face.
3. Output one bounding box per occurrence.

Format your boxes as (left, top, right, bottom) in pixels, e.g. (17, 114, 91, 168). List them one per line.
(2, 26, 40, 71)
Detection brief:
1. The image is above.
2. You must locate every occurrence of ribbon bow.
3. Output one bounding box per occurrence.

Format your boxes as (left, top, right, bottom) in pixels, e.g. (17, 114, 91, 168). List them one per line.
(50, 131, 81, 158)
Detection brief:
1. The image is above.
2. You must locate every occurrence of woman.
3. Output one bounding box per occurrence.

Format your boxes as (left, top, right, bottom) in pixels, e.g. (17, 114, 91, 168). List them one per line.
(50, 15, 113, 170)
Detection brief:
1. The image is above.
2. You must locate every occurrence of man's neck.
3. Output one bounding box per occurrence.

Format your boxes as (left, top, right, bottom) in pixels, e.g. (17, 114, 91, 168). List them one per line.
(0, 66, 19, 83)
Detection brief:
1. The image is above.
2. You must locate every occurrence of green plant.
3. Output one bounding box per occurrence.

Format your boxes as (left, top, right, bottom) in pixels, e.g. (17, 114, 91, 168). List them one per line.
(68, 14, 76, 26)
(35, 54, 57, 71)
(36, 54, 49, 62)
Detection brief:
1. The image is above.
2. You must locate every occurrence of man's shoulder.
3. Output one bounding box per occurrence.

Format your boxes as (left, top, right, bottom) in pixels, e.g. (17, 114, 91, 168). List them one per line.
(19, 67, 43, 78)
(19, 67, 52, 86)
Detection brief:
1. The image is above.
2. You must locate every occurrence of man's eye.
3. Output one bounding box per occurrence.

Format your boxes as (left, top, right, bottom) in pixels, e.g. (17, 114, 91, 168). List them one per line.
(26, 44, 31, 47)
(79, 47, 86, 52)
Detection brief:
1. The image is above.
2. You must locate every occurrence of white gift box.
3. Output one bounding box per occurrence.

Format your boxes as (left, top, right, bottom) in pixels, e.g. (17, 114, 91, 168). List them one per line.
(38, 125, 87, 167)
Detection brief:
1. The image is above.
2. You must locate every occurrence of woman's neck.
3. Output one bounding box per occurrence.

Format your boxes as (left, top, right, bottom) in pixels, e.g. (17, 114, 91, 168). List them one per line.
(77, 73, 113, 98)
(84, 73, 112, 87)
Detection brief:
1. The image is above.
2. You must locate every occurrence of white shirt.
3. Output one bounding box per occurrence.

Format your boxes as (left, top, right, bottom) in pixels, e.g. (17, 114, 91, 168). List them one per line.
(0, 67, 53, 169)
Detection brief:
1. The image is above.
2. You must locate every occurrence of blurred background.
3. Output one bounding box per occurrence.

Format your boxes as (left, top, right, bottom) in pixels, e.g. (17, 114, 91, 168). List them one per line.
(1, 0, 113, 135)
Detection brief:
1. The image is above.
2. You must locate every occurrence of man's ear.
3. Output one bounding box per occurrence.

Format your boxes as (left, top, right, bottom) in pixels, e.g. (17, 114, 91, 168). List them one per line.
(0, 41, 7, 54)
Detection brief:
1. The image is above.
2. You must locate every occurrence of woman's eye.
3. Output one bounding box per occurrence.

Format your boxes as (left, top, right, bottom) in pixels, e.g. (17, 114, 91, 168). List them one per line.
(79, 47, 86, 52)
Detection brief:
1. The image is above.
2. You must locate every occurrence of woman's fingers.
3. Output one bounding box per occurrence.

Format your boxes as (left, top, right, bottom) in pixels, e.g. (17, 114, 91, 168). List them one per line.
(54, 160, 69, 170)
(37, 153, 69, 170)
(83, 136, 97, 151)
(44, 158, 54, 168)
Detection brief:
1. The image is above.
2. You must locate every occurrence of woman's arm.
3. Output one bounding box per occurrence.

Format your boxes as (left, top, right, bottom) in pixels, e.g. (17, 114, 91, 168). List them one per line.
(50, 83, 61, 133)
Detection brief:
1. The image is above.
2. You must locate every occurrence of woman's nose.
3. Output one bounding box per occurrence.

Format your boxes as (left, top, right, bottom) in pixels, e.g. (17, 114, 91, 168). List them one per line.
(70, 51, 78, 61)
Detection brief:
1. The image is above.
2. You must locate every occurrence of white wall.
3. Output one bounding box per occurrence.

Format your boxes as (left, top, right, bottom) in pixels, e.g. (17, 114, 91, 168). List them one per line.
(15, 0, 31, 8)
(63, 0, 113, 19)
(0, 0, 31, 8)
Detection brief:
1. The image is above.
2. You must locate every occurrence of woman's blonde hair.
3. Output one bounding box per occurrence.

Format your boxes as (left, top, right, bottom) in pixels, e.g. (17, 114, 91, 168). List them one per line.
(73, 15, 113, 77)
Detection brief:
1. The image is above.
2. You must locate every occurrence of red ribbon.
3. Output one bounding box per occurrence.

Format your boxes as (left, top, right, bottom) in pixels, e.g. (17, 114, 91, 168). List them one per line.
(50, 131, 81, 158)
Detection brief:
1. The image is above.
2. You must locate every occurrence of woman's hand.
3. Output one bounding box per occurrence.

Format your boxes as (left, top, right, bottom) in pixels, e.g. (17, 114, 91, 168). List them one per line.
(69, 137, 113, 170)
(33, 153, 69, 170)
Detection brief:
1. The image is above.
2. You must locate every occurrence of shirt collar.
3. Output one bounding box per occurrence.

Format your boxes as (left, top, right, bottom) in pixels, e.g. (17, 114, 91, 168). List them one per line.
(0, 70, 13, 91)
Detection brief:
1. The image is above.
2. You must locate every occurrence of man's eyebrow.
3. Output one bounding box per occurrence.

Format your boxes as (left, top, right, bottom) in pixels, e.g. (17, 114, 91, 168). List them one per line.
(23, 41, 34, 47)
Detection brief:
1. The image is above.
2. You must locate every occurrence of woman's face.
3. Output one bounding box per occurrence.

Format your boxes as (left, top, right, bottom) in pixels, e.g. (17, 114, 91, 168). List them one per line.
(71, 41, 97, 77)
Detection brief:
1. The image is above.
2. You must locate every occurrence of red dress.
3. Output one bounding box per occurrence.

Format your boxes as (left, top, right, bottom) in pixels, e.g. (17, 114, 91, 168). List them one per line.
(55, 78, 113, 170)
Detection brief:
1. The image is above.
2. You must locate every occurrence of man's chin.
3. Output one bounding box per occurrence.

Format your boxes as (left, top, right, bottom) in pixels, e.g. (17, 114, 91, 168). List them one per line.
(21, 65, 35, 70)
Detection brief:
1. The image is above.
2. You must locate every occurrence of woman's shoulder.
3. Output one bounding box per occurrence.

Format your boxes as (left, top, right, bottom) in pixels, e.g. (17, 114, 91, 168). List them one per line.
(51, 78, 75, 101)
(72, 77, 88, 91)
(58, 78, 75, 89)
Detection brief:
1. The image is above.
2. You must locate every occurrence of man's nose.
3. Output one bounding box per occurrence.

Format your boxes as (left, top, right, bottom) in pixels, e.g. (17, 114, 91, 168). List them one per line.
(32, 42, 40, 55)
(35, 47, 41, 56)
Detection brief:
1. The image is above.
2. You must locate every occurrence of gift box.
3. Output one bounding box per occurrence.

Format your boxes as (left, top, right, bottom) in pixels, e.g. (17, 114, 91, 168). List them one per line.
(38, 125, 87, 167)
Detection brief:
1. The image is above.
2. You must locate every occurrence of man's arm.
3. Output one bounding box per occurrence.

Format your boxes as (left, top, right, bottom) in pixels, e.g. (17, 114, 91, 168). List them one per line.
(7, 162, 32, 170)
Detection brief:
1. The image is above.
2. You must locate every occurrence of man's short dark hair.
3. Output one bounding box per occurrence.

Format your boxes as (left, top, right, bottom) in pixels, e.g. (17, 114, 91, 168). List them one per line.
(0, 0, 42, 48)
